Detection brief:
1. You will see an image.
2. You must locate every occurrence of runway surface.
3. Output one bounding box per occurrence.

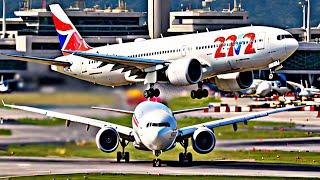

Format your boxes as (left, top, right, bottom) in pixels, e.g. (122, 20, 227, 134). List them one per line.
(0, 157, 319, 178)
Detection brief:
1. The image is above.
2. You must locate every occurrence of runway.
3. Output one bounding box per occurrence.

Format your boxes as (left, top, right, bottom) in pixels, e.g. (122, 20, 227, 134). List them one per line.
(0, 157, 319, 178)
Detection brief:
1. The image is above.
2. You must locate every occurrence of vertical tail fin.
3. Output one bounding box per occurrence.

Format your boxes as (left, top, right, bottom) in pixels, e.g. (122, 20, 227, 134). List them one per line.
(49, 4, 92, 54)
(0, 75, 3, 84)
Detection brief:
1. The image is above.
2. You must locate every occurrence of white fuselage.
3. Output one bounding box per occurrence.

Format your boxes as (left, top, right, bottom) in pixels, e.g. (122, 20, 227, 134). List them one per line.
(130, 101, 178, 151)
(52, 26, 298, 87)
(0, 83, 9, 92)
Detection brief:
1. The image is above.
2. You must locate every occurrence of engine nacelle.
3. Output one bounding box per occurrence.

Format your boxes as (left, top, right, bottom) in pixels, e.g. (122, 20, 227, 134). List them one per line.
(192, 127, 216, 154)
(95, 127, 119, 153)
(212, 71, 253, 92)
(166, 58, 203, 86)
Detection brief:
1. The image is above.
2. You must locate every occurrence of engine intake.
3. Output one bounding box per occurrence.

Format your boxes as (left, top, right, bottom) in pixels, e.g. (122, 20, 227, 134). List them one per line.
(192, 127, 216, 154)
(212, 71, 253, 92)
(166, 58, 203, 86)
(96, 127, 119, 153)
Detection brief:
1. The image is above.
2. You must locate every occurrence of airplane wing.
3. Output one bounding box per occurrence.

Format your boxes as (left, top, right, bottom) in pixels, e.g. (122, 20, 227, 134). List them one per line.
(2, 101, 134, 141)
(0, 53, 71, 67)
(64, 50, 166, 69)
(64, 50, 167, 77)
(287, 81, 304, 90)
(177, 106, 302, 139)
(92, 106, 134, 114)
(172, 107, 209, 115)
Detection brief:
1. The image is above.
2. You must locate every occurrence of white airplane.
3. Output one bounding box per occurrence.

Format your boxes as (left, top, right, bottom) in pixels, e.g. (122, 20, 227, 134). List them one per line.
(2, 100, 300, 167)
(0, 75, 19, 93)
(287, 80, 320, 97)
(0, 4, 298, 99)
(243, 79, 291, 97)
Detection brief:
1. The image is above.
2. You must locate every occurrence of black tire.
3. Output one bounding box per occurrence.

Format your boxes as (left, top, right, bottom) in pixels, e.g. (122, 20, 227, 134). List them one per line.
(144, 90, 149, 98)
(153, 159, 162, 167)
(179, 153, 184, 166)
(124, 152, 130, 163)
(191, 90, 197, 99)
(154, 89, 160, 97)
(196, 89, 203, 99)
(116, 152, 121, 163)
(186, 152, 193, 166)
(202, 89, 209, 98)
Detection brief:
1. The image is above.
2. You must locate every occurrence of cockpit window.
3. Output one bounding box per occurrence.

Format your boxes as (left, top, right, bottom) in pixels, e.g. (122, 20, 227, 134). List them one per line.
(147, 122, 170, 127)
(277, 34, 294, 40)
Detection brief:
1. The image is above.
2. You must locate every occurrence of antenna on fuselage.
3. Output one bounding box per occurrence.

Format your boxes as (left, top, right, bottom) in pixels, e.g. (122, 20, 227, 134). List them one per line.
(206, 28, 209, 32)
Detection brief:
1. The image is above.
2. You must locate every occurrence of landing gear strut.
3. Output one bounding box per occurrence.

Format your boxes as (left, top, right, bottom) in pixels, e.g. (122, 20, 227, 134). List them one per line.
(144, 84, 160, 98)
(191, 82, 208, 99)
(179, 139, 193, 166)
(268, 60, 283, 80)
(116, 139, 130, 163)
(152, 150, 162, 167)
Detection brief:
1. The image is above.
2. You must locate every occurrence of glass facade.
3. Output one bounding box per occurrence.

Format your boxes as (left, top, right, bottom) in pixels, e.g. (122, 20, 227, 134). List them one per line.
(282, 51, 320, 71)
(17, 13, 148, 36)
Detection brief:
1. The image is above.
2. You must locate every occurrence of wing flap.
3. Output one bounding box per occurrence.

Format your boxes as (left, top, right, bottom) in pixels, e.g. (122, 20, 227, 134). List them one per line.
(0, 53, 71, 67)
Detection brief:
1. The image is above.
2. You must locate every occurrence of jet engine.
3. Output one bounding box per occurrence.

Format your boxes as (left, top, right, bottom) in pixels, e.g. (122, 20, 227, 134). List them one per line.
(192, 127, 216, 154)
(166, 58, 203, 86)
(95, 127, 119, 153)
(211, 71, 253, 92)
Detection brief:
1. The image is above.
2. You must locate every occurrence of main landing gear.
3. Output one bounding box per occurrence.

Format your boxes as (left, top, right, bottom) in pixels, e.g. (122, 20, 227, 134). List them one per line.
(179, 139, 193, 166)
(144, 84, 160, 98)
(191, 82, 208, 99)
(116, 140, 130, 163)
(152, 150, 162, 167)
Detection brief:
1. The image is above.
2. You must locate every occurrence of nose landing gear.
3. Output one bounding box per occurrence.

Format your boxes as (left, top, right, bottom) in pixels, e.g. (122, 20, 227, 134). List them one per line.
(268, 60, 283, 80)
(152, 150, 162, 167)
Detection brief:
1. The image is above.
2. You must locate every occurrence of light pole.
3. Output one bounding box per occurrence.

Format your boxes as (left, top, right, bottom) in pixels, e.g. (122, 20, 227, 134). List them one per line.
(1, 0, 6, 39)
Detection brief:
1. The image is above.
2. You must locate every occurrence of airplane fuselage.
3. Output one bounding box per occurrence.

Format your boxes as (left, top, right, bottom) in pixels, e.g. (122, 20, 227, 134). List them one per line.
(131, 101, 178, 151)
(52, 26, 298, 87)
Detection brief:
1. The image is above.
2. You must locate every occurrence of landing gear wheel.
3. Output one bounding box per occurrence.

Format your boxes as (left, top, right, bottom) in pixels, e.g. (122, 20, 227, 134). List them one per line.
(153, 159, 162, 167)
(144, 88, 160, 98)
(144, 90, 151, 98)
(179, 139, 193, 166)
(154, 89, 160, 97)
(116, 152, 121, 163)
(269, 73, 274, 80)
(191, 90, 197, 99)
(201, 89, 209, 98)
(124, 152, 130, 163)
(116, 139, 130, 163)
(186, 152, 193, 166)
(196, 89, 202, 99)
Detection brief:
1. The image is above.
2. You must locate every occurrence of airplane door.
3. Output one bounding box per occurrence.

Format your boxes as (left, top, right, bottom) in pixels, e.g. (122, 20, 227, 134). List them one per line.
(181, 45, 191, 57)
(257, 32, 266, 50)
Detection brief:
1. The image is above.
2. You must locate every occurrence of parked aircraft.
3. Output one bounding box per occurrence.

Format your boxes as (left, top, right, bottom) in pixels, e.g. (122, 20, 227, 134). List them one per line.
(287, 80, 320, 97)
(243, 79, 291, 97)
(2, 100, 300, 167)
(0, 4, 298, 99)
(0, 75, 19, 93)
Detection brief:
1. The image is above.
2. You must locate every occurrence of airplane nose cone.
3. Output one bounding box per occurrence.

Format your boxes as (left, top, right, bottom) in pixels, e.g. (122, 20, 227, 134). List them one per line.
(145, 128, 173, 150)
(286, 39, 299, 55)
